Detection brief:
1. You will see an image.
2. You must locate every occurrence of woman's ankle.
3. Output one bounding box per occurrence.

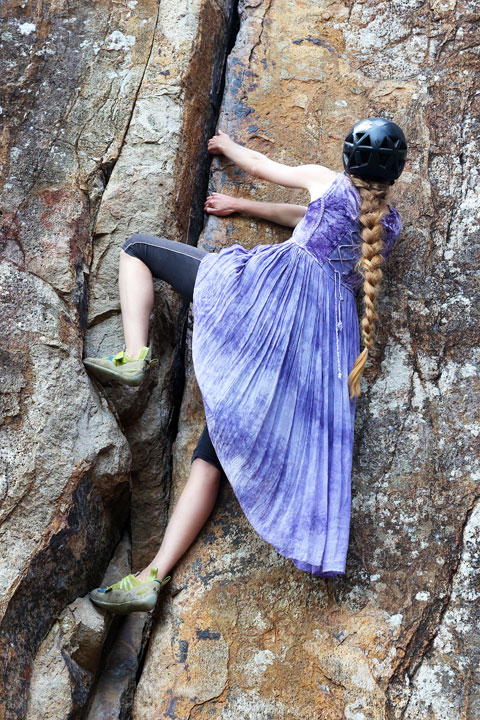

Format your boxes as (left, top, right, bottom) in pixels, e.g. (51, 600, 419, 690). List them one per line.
(135, 566, 152, 582)
(125, 345, 149, 361)
(137, 563, 169, 582)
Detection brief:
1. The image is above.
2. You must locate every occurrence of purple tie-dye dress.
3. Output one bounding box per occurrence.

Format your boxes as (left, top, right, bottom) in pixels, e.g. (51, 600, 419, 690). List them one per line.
(192, 171, 402, 577)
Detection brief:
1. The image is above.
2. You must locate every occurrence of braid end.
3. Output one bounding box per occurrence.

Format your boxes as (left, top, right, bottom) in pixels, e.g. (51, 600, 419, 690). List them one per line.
(347, 348, 369, 400)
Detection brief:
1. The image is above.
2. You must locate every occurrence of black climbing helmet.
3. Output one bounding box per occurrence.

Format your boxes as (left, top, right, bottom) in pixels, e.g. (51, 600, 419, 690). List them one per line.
(342, 117, 407, 184)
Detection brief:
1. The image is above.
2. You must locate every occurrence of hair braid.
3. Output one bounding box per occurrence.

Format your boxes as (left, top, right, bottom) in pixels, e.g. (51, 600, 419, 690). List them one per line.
(346, 173, 392, 400)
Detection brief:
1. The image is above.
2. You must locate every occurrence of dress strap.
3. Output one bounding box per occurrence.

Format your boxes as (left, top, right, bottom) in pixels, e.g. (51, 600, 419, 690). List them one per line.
(332, 268, 343, 380)
(323, 230, 362, 380)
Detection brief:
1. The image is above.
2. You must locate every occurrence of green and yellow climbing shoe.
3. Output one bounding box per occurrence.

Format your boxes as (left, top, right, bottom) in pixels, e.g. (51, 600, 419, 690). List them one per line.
(83, 346, 157, 387)
(89, 568, 171, 614)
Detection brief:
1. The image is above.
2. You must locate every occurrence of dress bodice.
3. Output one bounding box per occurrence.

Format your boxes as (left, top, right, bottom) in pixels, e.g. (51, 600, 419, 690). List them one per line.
(289, 171, 403, 295)
(288, 171, 402, 380)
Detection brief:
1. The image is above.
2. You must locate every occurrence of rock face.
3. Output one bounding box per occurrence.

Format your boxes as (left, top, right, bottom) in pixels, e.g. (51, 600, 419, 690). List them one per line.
(84, 0, 238, 574)
(134, 1, 480, 718)
(0, 0, 157, 713)
(1, 1, 479, 719)
(26, 534, 131, 720)
(0, 0, 236, 717)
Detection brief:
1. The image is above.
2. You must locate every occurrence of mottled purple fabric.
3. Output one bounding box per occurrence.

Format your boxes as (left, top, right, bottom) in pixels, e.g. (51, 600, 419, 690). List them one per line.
(192, 171, 402, 577)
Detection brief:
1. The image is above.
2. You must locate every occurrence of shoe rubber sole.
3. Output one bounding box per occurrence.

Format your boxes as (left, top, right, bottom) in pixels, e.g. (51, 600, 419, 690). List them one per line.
(89, 591, 158, 614)
(83, 359, 145, 387)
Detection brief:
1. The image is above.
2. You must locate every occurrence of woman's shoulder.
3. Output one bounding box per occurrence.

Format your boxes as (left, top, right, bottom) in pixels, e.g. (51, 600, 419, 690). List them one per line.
(380, 206, 402, 260)
(383, 205, 402, 236)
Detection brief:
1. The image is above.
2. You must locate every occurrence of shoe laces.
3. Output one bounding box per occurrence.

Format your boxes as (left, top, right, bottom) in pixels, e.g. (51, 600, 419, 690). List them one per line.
(108, 346, 158, 367)
(104, 567, 159, 592)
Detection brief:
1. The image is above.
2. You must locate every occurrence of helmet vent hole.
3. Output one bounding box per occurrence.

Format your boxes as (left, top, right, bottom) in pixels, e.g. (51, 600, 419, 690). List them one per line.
(359, 150, 370, 164)
(355, 132, 370, 146)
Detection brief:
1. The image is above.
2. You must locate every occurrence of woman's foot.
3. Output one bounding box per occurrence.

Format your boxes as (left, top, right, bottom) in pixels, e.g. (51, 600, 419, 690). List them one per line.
(83, 346, 157, 386)
(89, 568, 171, 614)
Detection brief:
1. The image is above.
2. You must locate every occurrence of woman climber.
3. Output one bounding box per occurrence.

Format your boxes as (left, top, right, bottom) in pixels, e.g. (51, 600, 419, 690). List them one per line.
(84, 117, 407, 614)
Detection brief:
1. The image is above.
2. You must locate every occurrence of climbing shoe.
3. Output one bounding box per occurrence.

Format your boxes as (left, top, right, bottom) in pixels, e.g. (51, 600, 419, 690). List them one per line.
(89, 568, 171, 614)
(83, 345, 157, 387)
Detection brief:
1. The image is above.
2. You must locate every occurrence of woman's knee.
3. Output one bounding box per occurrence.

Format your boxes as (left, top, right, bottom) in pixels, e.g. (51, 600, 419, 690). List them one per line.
(191, 457, 223, 485)
(121, 233, 145, 257)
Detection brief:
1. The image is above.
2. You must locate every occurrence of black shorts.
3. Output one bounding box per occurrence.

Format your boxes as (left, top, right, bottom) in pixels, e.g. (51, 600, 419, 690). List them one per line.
(190, 423, 225, 475)
(122, 233, 207, 302)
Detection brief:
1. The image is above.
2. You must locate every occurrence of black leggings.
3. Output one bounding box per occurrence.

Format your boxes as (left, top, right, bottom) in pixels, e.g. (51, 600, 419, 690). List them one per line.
(122, 233, 224, 475)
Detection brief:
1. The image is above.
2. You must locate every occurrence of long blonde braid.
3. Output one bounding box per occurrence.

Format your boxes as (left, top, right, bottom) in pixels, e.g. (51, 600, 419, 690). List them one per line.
(346, 173, 393, 400)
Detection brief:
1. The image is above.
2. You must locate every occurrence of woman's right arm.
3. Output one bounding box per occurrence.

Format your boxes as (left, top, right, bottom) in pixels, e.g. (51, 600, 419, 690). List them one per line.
(207, 129, 336, 198)
(204, 192, 307, 228)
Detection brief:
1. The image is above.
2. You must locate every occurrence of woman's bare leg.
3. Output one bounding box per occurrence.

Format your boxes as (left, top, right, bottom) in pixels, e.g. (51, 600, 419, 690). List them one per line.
(116, 239, 219, 580)
(117, 235, 207, 359)
(136, 458, 221, 581)
(119, 248, 153, 360)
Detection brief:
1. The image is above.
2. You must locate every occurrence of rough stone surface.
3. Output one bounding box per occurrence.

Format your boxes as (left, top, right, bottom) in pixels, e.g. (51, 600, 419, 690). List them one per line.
(1, 0, 479, 718)
(134, 1, 480, 718)
(85, 612, 152, 720)
(26, 534, 131, 720)
(0, 0, 153, 713)
(1, 0, 236, 717)
(85, 0, 237, 572)
(403, 502, 480, 720)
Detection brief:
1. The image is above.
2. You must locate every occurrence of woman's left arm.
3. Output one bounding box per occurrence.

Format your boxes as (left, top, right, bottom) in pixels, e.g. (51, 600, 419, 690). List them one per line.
(204, 192, 306, 228)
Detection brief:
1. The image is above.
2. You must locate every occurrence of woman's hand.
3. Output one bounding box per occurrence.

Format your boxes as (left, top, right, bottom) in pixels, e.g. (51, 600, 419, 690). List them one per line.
(207, 129, 232, 155)
(204, 192, 238, 216)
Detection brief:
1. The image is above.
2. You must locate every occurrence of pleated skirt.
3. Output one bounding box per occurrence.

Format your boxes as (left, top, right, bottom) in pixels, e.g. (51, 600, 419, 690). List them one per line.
(192, 238, 359, 577)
